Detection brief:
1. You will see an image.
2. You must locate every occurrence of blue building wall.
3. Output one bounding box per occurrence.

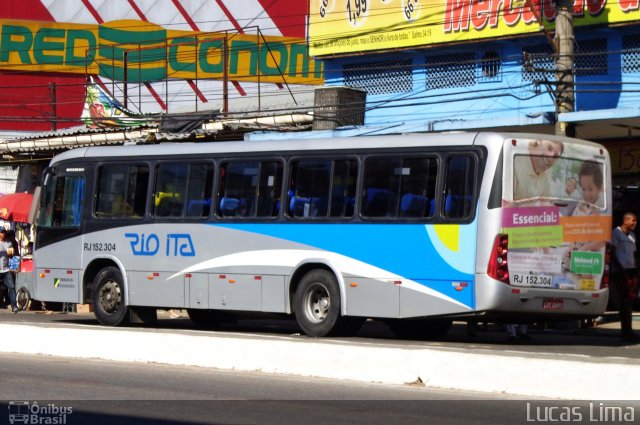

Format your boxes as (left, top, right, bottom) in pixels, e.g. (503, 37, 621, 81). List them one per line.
(319, 25, 640, 131)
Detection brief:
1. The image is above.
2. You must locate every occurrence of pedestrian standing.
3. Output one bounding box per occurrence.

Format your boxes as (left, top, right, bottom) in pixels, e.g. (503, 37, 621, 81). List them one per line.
(611, 212, 639, 343)
(506, 323, 531, 343)
(0, 230, 17, 313)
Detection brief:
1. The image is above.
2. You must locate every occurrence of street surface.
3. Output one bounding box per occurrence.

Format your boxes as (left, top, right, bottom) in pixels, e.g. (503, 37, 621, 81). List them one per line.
(2, 308, 640, 401)
(2, 353, 639, 425)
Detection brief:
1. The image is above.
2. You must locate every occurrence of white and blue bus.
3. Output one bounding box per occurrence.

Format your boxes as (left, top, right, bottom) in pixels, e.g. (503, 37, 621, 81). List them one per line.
(31, 132, 612, 338)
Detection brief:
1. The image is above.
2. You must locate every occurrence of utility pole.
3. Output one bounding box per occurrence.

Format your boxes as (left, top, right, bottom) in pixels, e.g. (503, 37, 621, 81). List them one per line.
(555, 0, 575, 137)
(48, 82, 57, 131)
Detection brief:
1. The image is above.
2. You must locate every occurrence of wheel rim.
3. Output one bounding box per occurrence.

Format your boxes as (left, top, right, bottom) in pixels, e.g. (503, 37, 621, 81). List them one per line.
(98, 279, 121, 313)
(16, 288, 30, 311)
(303, 282, 330, 323)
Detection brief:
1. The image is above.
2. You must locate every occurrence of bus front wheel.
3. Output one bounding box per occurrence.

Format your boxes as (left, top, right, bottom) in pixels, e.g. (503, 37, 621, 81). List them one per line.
(294, 269, 359, 337)
(92, 266, 129, 326)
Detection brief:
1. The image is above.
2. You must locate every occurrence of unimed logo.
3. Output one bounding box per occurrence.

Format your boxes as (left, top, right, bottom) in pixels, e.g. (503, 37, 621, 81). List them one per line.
(8, 401, 73, 425)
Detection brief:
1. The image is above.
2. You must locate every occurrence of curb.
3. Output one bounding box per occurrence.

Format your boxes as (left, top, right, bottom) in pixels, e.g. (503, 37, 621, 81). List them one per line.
(2, 323, 640, 399)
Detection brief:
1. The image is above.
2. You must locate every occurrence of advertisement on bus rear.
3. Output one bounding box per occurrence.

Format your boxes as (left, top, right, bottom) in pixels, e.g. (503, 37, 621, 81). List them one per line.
(502, 138, 611, 291)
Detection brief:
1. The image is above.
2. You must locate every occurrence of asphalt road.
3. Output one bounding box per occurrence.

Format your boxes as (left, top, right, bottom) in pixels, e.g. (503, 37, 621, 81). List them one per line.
(3, 308, 640, 400)
(3, 353, 638, 425)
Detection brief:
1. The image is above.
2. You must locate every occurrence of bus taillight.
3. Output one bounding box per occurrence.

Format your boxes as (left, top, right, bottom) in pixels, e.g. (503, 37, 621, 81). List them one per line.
(488, 234, 510, 284)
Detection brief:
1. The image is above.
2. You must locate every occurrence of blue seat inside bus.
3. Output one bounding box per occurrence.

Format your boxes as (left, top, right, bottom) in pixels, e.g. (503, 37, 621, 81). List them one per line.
(444, 194, 473, 217)
(289, 196, 327, 217)
(186, 199, 211, 216)
(329, 188, 355, 217)
(400, 193, 429, 217)
(289, 196, 309, 217)
(219, 197, 246, 216)
(364, 188, 395, 216)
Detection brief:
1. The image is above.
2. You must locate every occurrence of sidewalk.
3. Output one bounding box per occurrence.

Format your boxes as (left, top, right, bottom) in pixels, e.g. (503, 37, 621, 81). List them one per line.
(1, 310, 640, 399)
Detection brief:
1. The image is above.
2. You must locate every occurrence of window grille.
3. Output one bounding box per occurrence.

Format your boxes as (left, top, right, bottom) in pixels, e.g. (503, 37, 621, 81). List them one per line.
(425, 52, 476, 90)
(575, 38, 608, 76)
(479, 50, 502, 82)
(522, 43, 554, 81)
(343, 59, 413, 95)
(622, 33, 640, 73)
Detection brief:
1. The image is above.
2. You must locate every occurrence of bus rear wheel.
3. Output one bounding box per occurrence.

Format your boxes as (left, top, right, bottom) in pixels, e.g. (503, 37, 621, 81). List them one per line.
(294, 269, 361, 337)
(92, 266, 129, 326)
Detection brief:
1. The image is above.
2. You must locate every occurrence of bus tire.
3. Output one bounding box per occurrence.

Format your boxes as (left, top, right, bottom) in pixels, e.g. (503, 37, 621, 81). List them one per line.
(16, 287, 31, 311)
(386, 319, 452, 340)
(294, 269, 345, 337)
(92, 266, 129, 326)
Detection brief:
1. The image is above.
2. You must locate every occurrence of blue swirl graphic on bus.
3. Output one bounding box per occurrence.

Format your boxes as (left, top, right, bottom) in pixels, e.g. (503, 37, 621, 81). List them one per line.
(125, 233, 195, 257)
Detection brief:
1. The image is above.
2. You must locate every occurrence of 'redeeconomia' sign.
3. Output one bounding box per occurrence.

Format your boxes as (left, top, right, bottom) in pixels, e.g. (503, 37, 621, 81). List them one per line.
(0, 19, 323, 84)
(308, 0, 640, 56)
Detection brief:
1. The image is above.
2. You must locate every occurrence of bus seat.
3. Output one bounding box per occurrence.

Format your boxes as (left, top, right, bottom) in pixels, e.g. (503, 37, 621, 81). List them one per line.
(156, 197, 183, 217)
(290, 196, 310, 217)
(186, 199, 211, 217)
(400, 193, 428, 217)
(444, 194, 456, 216)
(444, 194, 472, 217)
(429, 198, 436, 216)
(309, 196, 328, 217)
(219, 197, 240, 216)
(364, 188, 394, 217)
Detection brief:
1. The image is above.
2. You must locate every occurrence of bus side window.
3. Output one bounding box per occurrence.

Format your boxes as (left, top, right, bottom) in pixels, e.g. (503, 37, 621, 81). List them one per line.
(329, 159, 358, 218)
(256, 160, 283, 217)
(96, 164, 148, 218)
(154, 163, 187, 218)
(399, 157, 437, 218)
(363, 155, 438, 220)
(217, 161, 259, 218)
(443, 155, 476, 219)
(185, 163, 213, 218)
(287, 159, 331, 218)
(362, 156, 401, 218)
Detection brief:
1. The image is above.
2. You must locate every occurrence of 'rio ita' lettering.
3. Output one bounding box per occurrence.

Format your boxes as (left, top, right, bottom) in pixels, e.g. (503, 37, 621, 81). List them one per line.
(125, 233, 195, 257)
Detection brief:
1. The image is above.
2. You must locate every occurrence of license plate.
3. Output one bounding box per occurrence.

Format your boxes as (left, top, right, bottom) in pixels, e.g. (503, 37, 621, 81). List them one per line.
(512, 273, 552, 288)
(543, 298, 564, 310)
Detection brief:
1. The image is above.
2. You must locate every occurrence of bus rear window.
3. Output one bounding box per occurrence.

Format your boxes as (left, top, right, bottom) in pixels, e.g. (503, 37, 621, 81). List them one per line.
(512, 154, 606, 214)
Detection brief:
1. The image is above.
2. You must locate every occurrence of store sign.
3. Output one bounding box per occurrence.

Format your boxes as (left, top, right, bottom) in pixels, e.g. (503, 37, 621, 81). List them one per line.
(606, 140, 640, 175)
(0, 19, 323, 85)
(309, 0, 640, 56)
